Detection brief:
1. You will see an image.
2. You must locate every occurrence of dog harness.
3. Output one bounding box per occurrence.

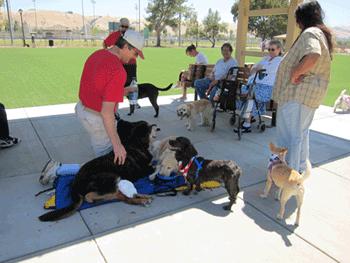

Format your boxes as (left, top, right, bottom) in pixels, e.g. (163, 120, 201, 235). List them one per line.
(268, 154, 284, 180)
(178, 157, 203, 181)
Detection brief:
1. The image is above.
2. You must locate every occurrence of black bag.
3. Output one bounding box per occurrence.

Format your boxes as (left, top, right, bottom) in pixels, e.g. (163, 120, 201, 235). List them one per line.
(219, 80, 237, 111)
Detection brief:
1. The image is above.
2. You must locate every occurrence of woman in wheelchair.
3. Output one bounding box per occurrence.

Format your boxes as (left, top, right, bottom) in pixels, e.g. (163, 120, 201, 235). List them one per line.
(234, 40, 283, 133)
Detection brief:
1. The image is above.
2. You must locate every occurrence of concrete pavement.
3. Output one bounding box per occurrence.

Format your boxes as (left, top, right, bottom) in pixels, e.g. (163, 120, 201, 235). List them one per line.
(1, 95, 349, 263)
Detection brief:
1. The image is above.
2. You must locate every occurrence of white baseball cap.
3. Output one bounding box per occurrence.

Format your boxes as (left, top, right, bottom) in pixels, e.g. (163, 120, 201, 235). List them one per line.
(124, 30, 145, 59)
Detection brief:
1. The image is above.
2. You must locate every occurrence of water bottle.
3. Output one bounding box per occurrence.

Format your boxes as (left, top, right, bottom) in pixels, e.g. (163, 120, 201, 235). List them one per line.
(129, 77, 138, 105)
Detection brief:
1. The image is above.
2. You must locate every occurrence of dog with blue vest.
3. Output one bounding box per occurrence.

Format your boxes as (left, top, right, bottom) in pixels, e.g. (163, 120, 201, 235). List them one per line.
(169, 136, 241, 211)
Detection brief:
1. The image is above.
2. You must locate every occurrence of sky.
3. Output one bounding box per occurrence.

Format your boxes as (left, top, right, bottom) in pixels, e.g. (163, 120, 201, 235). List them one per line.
(5, 0, 350, 27)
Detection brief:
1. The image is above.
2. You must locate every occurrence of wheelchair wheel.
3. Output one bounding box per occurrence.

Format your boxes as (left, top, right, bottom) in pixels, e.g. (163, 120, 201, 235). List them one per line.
(258, 123, 266, 133)
(229, 115, 236, 125)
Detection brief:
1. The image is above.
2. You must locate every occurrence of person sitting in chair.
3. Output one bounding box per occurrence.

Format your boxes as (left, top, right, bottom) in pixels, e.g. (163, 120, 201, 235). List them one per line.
(194, 43, 238, 106)
(234, 39, 283, 133)
(173, 44, 209, 100)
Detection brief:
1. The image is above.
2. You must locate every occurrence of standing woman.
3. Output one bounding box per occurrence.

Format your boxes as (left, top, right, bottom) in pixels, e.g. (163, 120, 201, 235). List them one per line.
(174, 44, 208, 99)
(271, 0, 333, 173)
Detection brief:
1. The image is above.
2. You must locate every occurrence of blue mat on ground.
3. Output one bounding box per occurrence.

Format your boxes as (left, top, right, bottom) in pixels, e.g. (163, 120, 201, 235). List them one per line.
(52, 173, 187, 211)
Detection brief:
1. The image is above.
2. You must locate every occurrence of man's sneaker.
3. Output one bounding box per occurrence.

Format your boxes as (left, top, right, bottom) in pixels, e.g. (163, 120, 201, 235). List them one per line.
(234, 126, 251, 133)
(173, 84, 182, 90)
(39, 158, 61, 185)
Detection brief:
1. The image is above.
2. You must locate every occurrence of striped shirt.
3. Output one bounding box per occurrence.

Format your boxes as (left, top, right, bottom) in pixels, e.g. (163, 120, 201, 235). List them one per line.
(272, 27, 331, 109)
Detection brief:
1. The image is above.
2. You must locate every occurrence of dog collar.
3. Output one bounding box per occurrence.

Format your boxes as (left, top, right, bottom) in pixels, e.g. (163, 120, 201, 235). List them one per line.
(178, 157, 203, 181)
(268, 154, 284, 178)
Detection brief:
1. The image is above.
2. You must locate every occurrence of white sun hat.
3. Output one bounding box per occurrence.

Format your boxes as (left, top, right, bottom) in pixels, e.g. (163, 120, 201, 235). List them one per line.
(123, 30, 145, 59)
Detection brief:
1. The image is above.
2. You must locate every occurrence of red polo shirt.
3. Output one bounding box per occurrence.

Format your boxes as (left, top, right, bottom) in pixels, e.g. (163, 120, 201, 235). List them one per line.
(79, 49, 126, 112)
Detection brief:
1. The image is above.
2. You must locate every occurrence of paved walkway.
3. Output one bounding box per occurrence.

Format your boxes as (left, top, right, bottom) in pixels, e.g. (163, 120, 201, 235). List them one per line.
(1, 95, 349, 263)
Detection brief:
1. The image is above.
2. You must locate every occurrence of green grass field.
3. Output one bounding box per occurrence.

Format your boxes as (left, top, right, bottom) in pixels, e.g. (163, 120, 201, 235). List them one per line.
(0, 47, 346, 109)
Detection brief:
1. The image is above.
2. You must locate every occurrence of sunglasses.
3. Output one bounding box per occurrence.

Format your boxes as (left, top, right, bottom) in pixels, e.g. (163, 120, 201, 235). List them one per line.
(121, 25, 129, 29)
(268, 48, 275, 51)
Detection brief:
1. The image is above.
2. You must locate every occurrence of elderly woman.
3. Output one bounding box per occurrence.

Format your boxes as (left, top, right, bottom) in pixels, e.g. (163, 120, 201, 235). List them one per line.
(234, 39, 283, 133)
(271, 0, 333, 173)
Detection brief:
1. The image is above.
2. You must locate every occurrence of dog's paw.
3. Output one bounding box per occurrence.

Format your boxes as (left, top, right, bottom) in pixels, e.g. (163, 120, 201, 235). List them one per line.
(141, 199, 152, 207)
(198, 122, 204, 127)
(276, 214, 283, 220)
(182, 190, 191, 196)
(187, 127, 195, 131)
(260, 194, 267, 199)
(223, 205, 232, 211)
(149, 174, 156, 180)
(127, 113, 132, 116)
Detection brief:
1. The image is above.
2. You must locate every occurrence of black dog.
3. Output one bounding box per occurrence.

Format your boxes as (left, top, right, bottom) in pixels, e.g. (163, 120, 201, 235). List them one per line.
(39, 120, 157, 222)
(169, 137, 242, 211)
(127, 83, 173, 118)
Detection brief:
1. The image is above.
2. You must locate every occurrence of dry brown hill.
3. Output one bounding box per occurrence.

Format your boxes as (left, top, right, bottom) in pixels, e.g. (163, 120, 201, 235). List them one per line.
(0, 9, 236, 35)
(0, 9, 347, 40)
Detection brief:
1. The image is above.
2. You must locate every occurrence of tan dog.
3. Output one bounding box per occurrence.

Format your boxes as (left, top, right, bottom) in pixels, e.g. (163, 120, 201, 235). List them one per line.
(149, 136, 179, 180)
(260, 142, 311, 225)
(177, 99, 212, 131)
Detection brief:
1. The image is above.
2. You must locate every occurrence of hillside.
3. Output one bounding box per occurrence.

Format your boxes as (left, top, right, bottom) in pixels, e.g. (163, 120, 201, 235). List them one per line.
(0, 9, 237, 35)
(0, 9, 347, 40)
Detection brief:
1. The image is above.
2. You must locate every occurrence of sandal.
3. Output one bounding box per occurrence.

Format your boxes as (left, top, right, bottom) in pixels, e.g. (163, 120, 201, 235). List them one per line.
(0, 139, 14, 148)
(8, 136, 21, 145)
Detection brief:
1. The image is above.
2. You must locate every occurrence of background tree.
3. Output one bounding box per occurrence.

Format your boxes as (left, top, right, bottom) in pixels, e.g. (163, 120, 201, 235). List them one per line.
(145, 0, 194, 46)
(185, 12, 199, 40)
(199, 8, 228, 48)
(231, 0, 289, 40)
(13, 20, 19, 32)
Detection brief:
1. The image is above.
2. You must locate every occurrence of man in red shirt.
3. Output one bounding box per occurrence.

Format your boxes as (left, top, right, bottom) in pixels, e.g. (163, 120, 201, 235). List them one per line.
(103, 18, 137, 88)
(76, 29, 145, 165)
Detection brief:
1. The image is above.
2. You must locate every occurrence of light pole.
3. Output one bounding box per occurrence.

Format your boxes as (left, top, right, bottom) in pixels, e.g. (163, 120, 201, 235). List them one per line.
(18, 9, 26, 47)
(81, 0, 87, 41)
(33, 0, 38, 31)
(5, 0, 14, 45)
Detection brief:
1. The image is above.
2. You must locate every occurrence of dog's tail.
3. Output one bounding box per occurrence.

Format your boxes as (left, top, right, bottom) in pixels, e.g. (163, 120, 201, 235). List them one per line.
(301, 159, 312, 182)
(341, 89, 347, 98)
(38, 193, 83, 222)
(155, 83, 173, 91)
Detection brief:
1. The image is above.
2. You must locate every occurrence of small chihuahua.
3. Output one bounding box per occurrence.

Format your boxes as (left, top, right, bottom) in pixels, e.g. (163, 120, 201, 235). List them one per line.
(260, 142, 311, 225)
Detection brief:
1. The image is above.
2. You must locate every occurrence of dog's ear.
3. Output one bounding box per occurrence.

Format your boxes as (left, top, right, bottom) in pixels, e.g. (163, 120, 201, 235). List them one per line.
(269, 142, 276, 151)
(182, 138, 197, 157)
(186, 104, 192, 117)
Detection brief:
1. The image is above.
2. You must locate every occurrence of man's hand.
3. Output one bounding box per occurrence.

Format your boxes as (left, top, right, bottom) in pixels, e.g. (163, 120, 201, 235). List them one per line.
(123, 87, 133, 97)
(113, 143, 127, 165)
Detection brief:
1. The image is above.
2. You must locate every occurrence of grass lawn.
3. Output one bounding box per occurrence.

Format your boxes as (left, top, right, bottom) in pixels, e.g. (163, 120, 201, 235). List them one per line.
(0, 47, 347, 109)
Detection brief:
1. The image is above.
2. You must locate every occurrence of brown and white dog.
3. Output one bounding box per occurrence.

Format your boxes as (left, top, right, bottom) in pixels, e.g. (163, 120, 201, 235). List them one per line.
(333, 89, 350, 112)
(177, 99, 212, 131)
(260, 142, 311, 225)
(169, 136, 241, 211)
(149, 136, 179, 180)
(39, 120, 159, 222)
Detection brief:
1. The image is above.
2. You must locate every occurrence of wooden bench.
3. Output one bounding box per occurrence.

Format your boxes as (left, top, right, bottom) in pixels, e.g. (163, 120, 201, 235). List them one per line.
(176, 64, 215, 100)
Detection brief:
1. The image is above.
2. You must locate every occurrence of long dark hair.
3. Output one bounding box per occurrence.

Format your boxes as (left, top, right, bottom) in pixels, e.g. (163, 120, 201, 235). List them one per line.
(295, 0, 333, 58)
(186, 44, 196, 54)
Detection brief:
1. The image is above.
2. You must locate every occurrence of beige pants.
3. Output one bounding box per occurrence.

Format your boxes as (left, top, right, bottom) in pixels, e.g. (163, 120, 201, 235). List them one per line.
(75, 101, 113, 157)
